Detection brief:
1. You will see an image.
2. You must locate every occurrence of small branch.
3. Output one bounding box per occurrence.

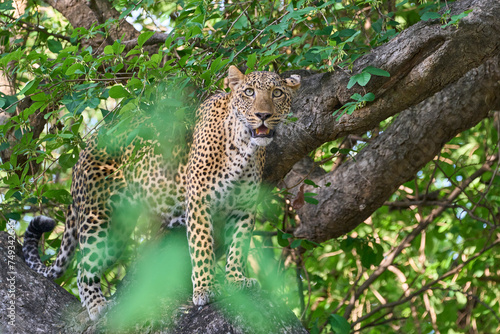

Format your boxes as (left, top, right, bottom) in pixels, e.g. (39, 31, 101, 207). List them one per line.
(383, 200, 452, 208)
(351, 237, 500, 327)
(0, 12, 72, 42)
(431, 287, 500, 324)
(343, 155, 498, 320)
(122, 32, 171, 50)
(353, 316, 409, 333)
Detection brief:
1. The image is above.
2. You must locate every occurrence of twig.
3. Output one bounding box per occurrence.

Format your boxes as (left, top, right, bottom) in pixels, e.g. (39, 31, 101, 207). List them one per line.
(32, 102, 121, 184)
(351, 237, 500, 327)
(0, 12, 72, 42)
(339, 155, 498, 323)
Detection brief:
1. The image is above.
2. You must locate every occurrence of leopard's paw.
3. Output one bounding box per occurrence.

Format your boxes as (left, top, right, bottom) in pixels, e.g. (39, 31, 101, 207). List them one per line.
(228, 276, 260, 290)
(87, 299, 108, 321)
(192, 288, 216, 306)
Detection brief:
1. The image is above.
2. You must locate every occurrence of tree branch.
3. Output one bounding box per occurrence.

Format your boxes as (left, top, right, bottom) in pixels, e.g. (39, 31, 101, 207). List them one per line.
(0, 12, 72, 42)
(42, 0, 140, 51)
(342, 155, 497, 319)
(274, 10, 500, 241)
(351, 236, 500, 328)
(0, 232, 308, 333)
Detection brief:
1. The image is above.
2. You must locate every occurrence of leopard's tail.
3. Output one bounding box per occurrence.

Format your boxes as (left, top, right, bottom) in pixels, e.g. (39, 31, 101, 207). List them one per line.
(23, 213, 77, 279)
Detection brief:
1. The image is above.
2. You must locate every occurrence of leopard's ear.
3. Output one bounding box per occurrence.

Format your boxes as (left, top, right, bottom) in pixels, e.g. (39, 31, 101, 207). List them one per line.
(284, 75, 301, 92)
(225, 66, 245, 91)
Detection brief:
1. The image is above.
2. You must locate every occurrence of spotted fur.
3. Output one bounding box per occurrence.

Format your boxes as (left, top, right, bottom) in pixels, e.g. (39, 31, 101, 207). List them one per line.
(23, 66, 300, 320)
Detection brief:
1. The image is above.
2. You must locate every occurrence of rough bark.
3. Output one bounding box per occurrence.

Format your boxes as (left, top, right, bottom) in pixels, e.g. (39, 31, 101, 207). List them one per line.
(291, 56, 500, 241)
(0, 231, 83, 334)
(266, 0, 500, 183)
(43, 0, 139, 51)
(0, 231, 308, 334)
(263, 0, 500, 241)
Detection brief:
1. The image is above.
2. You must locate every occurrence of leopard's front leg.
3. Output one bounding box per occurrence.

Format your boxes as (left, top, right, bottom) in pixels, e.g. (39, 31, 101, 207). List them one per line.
(224, 210, 258, 289)
(186, 194, 217, 306)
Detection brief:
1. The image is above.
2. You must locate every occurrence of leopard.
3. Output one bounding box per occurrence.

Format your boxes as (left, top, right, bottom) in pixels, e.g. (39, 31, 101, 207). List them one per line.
(22, 65, 301, 321)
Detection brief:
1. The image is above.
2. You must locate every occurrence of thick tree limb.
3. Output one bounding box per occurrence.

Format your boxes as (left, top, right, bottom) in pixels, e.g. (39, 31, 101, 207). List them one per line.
(43, 0, 139, 51)
(264, 0, 500, 242)
(267, 0, 500, 181)
(0, 232, 84, 333)
(0, 232, 308, 334)
(286, 55, 500, 242)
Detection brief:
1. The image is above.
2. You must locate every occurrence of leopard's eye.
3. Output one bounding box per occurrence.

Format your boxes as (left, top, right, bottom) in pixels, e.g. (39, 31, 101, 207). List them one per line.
(244, 88, 254, 97)
(272, 89, 283, 98)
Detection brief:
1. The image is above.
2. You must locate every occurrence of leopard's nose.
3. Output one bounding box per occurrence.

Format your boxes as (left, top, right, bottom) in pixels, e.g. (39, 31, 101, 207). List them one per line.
(255, 113, 272, 121)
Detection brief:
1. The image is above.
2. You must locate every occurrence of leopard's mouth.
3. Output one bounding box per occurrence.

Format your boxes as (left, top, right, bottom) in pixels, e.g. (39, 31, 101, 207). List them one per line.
(250, 125, 275, 138)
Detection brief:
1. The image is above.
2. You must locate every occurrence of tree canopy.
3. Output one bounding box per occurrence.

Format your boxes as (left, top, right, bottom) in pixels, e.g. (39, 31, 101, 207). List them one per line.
(1, 0, 499, 333)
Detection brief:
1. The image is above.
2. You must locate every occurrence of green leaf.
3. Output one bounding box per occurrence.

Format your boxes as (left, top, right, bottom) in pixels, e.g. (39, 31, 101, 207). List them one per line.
(351, 92, 375, 102)
(301, 240, 317, 250)
(356, 72, 371, 86)
(233, 15, 248, 30)
(31, 92, 47, 101)
(339, 148, 352, 155)
(361, 92, 375, 102)
(304, 179, 319, 188)
(421, 12, 441, 21)
(5, 189, 21, 201)
(290, 239, 302, 248)
(104, 45, 114, 55)
(442, 9, 474, 28)
(138, 31, 155, 48)
(360, 245, 377, 268)
(259, 54, 282, 68)
(65, 63, 84, 75)
(127, 78, 143, 90)
(396, 0, 409, 7)
(119, 5, 135, 20)
(277, 230, 290, 247)
(5, 212, 21, 221)
(2, 95, 18, 114)
(109, 85, 130, 99)
(18, 79, 37, 96)
(372, 18, 383, 33)
(48, 39, 63, 53)
(347, 72, 371, 89)
(213, 20, 228, 30)
(59, 150, 79, 169)
(347, 76, 358, 90)
(0, 0, 14, 10)
(351, 93, 363, 101)
(4, 174, 20, 186)
(363, 66, 390, 77)
(246, 53, 257, 71)
(339, 29, 357, 38)
(304, 197, 319, 205)
(43, 189, 72, 204)
(329, 314, 350, 334)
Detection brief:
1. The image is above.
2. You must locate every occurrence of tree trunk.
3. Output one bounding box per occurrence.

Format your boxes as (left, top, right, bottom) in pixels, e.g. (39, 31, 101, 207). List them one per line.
(0, 231, 309, 333)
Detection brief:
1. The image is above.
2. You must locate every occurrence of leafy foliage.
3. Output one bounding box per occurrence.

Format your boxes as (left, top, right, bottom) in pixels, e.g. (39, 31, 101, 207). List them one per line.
(1, 0, 498, 333)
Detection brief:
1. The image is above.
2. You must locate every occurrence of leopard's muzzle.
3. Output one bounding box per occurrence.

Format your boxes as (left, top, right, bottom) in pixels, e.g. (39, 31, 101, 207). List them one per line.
(250, 125, 275, 139)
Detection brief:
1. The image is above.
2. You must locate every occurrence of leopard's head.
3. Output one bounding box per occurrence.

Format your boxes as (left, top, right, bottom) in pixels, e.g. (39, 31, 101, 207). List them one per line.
(226, 66, 301, 147)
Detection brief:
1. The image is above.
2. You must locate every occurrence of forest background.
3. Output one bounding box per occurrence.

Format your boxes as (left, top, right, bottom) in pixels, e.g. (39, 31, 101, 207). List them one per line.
(0, 0, 499, 333)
